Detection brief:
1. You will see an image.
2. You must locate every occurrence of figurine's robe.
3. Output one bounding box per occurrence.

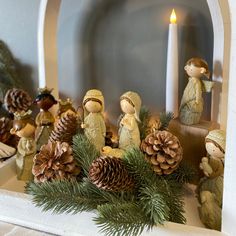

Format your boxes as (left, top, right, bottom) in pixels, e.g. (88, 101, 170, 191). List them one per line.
(84, 113, 106, 151)
(16, 137, 36, 181)
(179, 77, 203, 125)
(35, 110, 54, 151)
(118, 114, 140, 150)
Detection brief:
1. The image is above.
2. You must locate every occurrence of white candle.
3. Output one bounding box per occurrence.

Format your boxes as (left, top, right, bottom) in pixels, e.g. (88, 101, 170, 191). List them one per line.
(166, 9, 179, 117)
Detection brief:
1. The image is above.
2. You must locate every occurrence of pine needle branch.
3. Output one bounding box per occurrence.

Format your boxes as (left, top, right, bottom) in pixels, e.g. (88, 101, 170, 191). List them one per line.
(95, 202, 152, 236)
(159, 112, 174, 130)
(25, 179, 134, 215)
(139, 106, 151, 140)
(139, 185, 170, 225)
(166, 162, 197, 184)
(122, 148, 158, 186)
(73, 133, 99, 176)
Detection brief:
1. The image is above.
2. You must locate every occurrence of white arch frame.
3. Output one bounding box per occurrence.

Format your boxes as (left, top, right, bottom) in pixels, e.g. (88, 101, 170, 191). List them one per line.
(38, 0, 236, 235)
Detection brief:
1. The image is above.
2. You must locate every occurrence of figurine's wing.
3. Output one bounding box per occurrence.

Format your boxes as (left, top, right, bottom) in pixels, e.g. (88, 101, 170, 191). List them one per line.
(202, 80, 214, 93)
(0, 142, 16, 160)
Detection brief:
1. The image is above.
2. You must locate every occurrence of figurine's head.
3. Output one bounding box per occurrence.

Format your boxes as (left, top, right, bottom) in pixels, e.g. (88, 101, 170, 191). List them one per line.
(83, 89, 104, 116)
(34, 87, 57, 111)
(57, 98, 76, 117)
(184, 58, 210, 79)
(10, 110, 35, 138)
(205, 129, 226, 159)
(120, 91, 141, 122)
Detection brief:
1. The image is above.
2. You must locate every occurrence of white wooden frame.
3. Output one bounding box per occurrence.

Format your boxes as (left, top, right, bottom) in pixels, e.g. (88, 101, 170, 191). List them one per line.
(32, 0, 236, 235)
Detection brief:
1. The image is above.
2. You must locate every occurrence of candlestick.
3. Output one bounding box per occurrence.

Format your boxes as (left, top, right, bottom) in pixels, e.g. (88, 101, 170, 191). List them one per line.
(166, 9, 179, 117)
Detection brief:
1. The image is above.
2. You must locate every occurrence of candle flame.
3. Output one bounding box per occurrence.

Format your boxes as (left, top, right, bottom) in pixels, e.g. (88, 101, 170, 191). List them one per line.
(170, 9, 177, 24)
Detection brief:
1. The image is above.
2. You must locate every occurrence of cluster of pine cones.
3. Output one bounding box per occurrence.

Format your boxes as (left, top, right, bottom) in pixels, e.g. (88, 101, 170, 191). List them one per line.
(33, 110, 81, 183)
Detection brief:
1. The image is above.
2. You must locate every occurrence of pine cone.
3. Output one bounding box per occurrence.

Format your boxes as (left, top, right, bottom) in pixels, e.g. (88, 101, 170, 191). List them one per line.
(0, 117, 12, 143)
(141, 130, 183, 175)
(32, 141, 80, 183)
(49, 110, 78, 144)
(4, 88, 32, 113)
(89, 156, 134, 191)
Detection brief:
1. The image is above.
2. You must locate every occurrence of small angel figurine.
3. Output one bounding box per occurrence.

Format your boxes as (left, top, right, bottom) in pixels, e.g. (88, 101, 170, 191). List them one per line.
(179, 58, 214, 125)
(81, 89, 106, 151)
(10, 110, 36, 181)
(34, 87, 57, 151)
(198, 129, 226, 230)
(118, 91, 141, 151)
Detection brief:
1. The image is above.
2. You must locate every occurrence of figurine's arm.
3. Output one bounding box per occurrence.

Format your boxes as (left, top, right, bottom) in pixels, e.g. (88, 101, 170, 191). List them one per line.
(121, 117, 135, 131)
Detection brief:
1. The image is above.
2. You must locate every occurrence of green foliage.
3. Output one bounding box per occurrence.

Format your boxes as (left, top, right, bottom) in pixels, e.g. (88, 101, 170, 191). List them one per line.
(0, 40, 21, 103)
(73, 133, 100, 176)
(27, 135, 190, 236)
(159, 111, 174, 130)
(166, 162, 197, 184)
(95, 202, 151, 236)
(139, 106, 151, 140)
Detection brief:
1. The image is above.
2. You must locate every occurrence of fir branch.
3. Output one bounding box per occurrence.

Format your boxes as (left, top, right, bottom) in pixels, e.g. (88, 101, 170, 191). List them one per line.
(139, 106, 151, 140)
(166, 162, 197, 184)
(95, 202, 152, 236)
(139, 185, 170, 225)
(122, 148, 158, 186)
(25, 178, 134, 215)
(73, 134, 99, 176)
(159, 112, 174, 130)
(159, 178, 186, 224)
(26, 180, 98, 214)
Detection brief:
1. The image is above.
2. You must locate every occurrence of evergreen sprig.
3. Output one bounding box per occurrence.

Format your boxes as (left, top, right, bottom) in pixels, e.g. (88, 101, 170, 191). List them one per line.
(139, 106, 151, 140)
(26, 135, 189, 236)
(95, 202, 151, 236)
(26, 178, 134, 215)
(73, 133, 99, 176)
(159, 111, 174, 130)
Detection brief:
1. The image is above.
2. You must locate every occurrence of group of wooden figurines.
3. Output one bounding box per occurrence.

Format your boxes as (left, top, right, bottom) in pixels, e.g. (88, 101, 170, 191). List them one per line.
(5, 56, 225, 231)
(9, 87, 142, 181)
(179, 57, 225, 230)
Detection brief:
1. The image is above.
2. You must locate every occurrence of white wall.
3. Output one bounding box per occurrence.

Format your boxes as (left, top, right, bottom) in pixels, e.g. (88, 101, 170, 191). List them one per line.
(0, 0, 40, 97)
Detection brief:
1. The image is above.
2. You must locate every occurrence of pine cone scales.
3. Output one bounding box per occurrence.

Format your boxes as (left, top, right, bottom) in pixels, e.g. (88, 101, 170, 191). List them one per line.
(0, 117, 12, 143)
(89, 156, 134, 191)
(49, 110, 78, 144)
(4, 88, 32, 113)
(33, 141, 80, 182)
(141, 130, 183, 175)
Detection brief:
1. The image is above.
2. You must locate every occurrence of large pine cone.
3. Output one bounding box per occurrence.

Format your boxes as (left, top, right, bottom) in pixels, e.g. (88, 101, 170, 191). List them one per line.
(89, 156, 134, 191)
(4, 88, 32, 113)
(49, 110, 78, 144)
(32, 141, 80, 183)
(0, 117, 12, 143)
(141, 130, 183, 175)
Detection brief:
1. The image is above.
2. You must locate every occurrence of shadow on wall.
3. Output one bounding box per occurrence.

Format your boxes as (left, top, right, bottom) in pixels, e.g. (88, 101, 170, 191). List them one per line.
(58, 0, 214, 124)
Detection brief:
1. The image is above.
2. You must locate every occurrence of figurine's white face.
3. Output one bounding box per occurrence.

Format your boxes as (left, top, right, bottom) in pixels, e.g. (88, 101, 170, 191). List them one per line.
(120, 100, 135, 114)
(206, 142, 224, 159)
(85, 100, 102, 113)
(16, 124, 36, 138)
(184, 64, 206, 78)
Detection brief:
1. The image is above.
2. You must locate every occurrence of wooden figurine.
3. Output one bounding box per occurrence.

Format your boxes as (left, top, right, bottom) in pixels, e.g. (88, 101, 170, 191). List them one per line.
(56, 98, 76, 119)
(199, 191, 222, 231)
(10, 110, 36, 181)
(179, 58, 214, 125)
(81, 89, 106, 151)
(198, 129, 226, 230)
(118, 91, 141, 151)
(34, 87, 57, 151)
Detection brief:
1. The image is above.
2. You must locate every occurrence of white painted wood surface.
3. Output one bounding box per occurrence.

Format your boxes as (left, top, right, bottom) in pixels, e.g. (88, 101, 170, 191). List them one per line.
(37, 0, 60, 102)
